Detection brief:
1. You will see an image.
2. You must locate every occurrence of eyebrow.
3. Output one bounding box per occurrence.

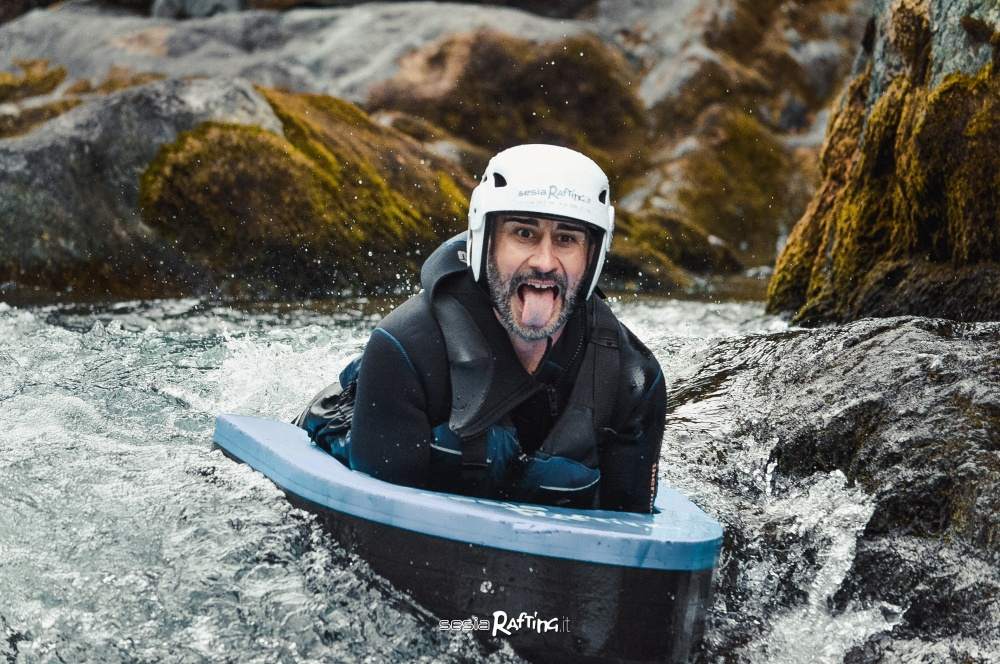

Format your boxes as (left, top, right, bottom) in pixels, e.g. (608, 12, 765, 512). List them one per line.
(502, 217, 587, 233)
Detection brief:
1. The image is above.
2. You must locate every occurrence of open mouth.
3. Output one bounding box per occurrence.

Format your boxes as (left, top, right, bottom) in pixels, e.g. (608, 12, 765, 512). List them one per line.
(516, 280, 561, 303)
(514, 280, 562, 328)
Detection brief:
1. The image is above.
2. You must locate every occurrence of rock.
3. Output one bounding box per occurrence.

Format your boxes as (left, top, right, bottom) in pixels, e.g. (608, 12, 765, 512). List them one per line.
(0, 0, 57, 25)
(0, 98, 81, 139)
(366, 29, 649, 182)
(0, 0, 874, 297)
(3, 0, 597, 23)
(138, 87, 471, 299)
(767, 0, 1000, 323)
(611, 0, 871, 136)
(673, 106, 816, 266)
(0, 59, 66, 103)
(591, 0, 871, 266)
(661, 316, 1000, 660)
(0, 2, 586, 102)
(0, 61, 165, 139)
(64, 65, 165, 95)
(0, 76, 473, 301)
(602, 210, 743, 292)
(369, 109, 492, 179)
(162, 0, 597, 18)
(0, 77, 284, 300)
(604, 208, 743, 291)
(152, 0, 243, 19)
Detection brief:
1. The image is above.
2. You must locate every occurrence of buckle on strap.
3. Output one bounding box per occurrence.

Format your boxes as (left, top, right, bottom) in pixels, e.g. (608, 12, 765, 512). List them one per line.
(460, 431, 489, 468)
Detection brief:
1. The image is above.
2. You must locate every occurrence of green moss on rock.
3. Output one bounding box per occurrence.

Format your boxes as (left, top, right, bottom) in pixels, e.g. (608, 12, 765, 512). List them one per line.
(0, 60, 67, 103)
(676, 107, 806, 265)
(603, 208, 743, 291)
(139, 87, 473, 297)
(0, 98, 80, 138)
(367, 30, 648, 183)
(65, 66, 166, 95)
(768, 62, 1000, 323)
(370, 109, 492, 178)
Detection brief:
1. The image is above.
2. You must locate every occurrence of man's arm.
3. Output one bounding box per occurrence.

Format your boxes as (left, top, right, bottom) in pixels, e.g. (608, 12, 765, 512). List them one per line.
(348, 326, 435, 488)
(598, 355, 667, 514)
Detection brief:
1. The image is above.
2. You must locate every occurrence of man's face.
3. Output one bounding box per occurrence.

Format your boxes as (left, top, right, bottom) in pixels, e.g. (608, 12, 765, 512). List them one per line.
(486, 214, 591, 341)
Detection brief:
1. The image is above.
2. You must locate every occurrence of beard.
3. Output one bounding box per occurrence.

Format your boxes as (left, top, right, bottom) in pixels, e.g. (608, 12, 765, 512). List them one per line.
(486, 251, 579, 341)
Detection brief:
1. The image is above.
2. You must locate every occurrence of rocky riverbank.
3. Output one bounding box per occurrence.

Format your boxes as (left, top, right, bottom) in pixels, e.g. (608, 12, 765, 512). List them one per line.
(658, 315, 1000, 661)
(767, 0, 1000, 324)
(0, 0, 871, 302)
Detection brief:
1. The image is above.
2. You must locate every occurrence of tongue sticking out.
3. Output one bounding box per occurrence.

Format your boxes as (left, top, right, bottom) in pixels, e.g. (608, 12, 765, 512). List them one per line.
(518, 285, 559, 328)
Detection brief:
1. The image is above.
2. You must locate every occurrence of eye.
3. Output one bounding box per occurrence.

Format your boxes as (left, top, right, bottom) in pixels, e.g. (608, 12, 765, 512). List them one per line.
(515, 226, 534, 239)
(557, 233, 581, 245)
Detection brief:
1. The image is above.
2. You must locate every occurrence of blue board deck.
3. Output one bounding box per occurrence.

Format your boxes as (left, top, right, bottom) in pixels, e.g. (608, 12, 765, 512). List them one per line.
(214, 414, 722, 570)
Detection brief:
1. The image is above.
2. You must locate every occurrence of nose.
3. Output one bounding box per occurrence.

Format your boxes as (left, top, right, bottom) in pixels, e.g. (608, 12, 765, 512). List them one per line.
(527, 235, 559, 274)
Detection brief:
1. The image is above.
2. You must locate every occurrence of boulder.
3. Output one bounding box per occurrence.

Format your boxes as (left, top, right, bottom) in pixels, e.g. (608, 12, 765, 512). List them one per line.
(767, 0, 1000, 323)
(366, 30, 649, 182)
(0, 0, 56, 25)
(0, 0, 876, 296)
(151, 0, 242, 19)
(604, 208, 743, 291)
(1, 77, 471, 301)
(0, 77, 284, 301)
(152, 0, 597, 19)
(369, 109, 492, 178)
(674, 106, 816, 266)
(0, 59, 66, 103)
(0, 2, 585, 102)
(0, 98, 81, 139)
(663, 316, 1000, 660)
(596, 0, 872, 266)
(0, 62, 166, 139)
(138, 87, 471, 299)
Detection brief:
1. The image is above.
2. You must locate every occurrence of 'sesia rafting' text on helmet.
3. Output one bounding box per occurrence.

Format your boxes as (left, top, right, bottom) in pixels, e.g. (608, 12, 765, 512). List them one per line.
(467, 144, 615, 300)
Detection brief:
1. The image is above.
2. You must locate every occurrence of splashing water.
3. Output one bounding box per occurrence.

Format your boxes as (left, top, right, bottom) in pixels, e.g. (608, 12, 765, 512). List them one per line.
(0, 297, 890, 662)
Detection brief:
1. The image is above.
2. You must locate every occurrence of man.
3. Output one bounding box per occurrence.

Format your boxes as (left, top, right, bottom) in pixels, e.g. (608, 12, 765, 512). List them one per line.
(297, 144, 666, 513)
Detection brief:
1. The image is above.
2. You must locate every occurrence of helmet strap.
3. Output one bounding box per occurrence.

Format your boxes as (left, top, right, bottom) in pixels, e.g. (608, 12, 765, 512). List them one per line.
(475, 214, 495, 296)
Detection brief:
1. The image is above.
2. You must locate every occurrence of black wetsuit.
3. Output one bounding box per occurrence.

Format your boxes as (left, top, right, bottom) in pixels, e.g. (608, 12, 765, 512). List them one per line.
(325, 235, 667, 514)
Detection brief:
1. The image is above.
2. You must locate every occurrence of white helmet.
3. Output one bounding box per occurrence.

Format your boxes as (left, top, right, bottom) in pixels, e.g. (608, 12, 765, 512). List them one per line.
(467, 144, 615, 300)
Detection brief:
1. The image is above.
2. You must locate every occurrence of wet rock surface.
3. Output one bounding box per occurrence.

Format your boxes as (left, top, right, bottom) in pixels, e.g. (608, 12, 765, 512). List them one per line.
(657, 315, 1000, 661)
(367, 29, 648, 181)
(0, 1, 586, 101)
(602, 0, 872, 268)
(768, 0, 1000, 323)
(0, 75, 471, 301)
(0, 0, 874, 272)
(0, 77, 283, 300)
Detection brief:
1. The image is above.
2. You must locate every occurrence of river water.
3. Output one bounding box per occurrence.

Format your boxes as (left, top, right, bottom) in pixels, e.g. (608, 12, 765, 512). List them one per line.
(0, 297, 891, 662)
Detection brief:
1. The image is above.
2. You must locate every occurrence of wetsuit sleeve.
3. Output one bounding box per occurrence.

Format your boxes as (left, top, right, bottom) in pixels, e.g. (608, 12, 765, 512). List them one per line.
(598, 364, 666, 514)
(348, 327, 433, 488)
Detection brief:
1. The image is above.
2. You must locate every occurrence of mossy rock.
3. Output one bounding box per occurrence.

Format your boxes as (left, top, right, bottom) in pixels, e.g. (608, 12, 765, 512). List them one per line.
(0, 60, 67, 104)
(0, 98, 80, 139)
(65, 66, 166, 96)
(367, 30, 649, 184)
(676, 106, 810, 266)
(660, 0, 858, 137)
(139, 87, 472, 298)
(246, 0, 596, 16)
(602, 208, 743, 292)
(370, 110, 492, 179)
(768, 60, 1000, 323)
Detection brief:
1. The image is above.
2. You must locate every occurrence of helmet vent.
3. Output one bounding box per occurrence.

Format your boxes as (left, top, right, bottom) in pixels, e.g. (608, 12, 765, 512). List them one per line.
(492, 172, 508, 187)
(599, 189, 607, 204)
